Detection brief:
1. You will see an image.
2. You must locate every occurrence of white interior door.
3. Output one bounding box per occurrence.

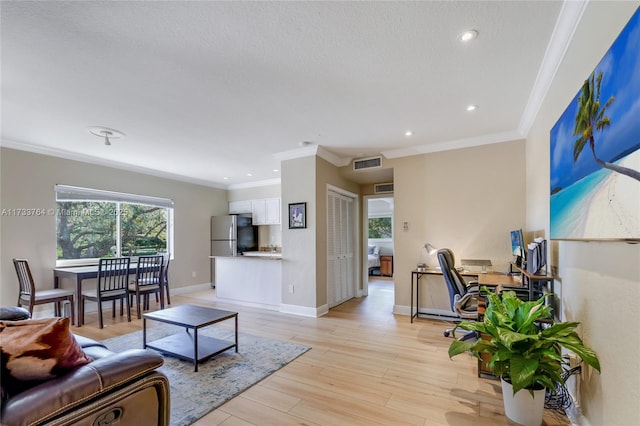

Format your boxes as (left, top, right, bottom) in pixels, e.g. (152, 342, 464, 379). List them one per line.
(327, 189, 355, 308)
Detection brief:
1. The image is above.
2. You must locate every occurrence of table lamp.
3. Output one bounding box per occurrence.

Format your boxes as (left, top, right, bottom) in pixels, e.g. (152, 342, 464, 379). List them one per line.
(424, 243, 438, 255)
(417, 243, 438, 271)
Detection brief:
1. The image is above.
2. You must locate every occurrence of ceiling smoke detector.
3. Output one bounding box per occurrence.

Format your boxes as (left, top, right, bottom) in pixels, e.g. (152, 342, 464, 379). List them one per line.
(88, 126, 125, 146)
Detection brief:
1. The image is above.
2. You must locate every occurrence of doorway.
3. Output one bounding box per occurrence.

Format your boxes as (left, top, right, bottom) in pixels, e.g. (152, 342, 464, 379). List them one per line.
(363, 195, 394, 299)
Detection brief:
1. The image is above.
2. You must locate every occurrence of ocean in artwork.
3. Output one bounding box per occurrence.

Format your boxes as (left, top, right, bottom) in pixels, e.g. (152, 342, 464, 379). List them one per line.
(550, 152, 640, 240)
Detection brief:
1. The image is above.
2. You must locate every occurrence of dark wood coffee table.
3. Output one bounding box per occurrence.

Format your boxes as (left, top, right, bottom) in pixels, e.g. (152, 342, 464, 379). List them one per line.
(143, 304, 238, 372)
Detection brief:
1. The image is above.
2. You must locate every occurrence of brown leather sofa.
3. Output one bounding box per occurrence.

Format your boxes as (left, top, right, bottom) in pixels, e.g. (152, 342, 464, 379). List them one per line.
(1, 307, 170, 426)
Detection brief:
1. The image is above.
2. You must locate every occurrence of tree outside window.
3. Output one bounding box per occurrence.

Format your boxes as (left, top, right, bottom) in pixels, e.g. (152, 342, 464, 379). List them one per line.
(368, 216, 392, 239)
(56, 201, 170, 261)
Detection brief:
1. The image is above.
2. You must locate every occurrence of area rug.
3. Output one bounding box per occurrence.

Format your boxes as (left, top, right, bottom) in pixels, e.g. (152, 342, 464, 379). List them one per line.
(99, 323, 310, 425)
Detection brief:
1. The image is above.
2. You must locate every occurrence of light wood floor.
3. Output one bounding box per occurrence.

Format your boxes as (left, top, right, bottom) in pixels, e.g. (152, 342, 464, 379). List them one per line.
(71, 278, 570, 426)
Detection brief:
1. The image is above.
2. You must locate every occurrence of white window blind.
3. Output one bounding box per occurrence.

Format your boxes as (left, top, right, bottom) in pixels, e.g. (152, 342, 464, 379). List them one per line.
(55, 185, 174, 208)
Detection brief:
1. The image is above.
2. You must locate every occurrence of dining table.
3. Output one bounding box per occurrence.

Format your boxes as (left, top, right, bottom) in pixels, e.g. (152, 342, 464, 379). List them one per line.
(53, 263, 141, 327)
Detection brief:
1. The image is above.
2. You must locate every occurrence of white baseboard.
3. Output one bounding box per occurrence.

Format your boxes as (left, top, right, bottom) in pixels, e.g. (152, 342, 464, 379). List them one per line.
(214, 296, 280, 312)
(393, 305, 460, 321)
(393, 304, 411, 316)
(170, 282, 212, 295)
(279, 303, 327, 317)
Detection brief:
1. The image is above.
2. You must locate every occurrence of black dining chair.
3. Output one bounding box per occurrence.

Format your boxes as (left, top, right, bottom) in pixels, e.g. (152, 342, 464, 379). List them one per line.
(82, 257, 131, 328)
(129, 255, 164, 319)
(13, 258, 75, 324)
(157, 252, 171, 305)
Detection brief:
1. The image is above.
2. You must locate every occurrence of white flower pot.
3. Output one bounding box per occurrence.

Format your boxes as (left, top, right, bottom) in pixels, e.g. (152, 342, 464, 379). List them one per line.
(501, 377, 545, 426)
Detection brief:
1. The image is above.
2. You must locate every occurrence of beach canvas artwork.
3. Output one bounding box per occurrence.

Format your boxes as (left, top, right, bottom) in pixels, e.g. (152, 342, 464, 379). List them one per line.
(550, 7, 640, 241)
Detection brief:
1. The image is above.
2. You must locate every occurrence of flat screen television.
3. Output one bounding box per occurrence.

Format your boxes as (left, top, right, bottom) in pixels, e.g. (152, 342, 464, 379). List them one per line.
(510, 229, 526, 267)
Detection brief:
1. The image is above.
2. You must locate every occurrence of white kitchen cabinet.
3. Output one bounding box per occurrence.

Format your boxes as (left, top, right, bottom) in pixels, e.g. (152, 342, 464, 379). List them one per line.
(229, 200, 252, 214)
(264, 198, 281, 225)
(251, 198, 280, 225)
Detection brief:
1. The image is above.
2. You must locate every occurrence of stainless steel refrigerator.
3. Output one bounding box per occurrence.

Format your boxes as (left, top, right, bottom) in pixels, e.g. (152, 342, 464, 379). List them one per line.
(210, 215, 258, 285)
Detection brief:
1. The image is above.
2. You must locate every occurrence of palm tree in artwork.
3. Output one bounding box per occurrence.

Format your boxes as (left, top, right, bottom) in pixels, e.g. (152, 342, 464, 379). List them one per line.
(573, 71, 640, 182)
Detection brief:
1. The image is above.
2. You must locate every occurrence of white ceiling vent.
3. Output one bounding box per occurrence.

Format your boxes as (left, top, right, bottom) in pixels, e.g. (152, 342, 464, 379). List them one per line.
(353, 155, 382, 171)
(374, 182, 394, 194)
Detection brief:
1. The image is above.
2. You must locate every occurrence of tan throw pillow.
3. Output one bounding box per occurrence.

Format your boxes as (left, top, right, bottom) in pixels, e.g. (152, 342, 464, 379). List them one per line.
(0, 317, 91, 394)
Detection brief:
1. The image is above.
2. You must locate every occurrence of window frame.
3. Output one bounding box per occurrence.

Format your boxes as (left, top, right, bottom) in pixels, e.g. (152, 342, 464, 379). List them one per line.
(367, 214, 393, 242)
(55, 185, 174, 267)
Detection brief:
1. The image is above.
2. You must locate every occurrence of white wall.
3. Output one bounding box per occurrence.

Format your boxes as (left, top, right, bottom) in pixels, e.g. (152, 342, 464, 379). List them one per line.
(280, 156, 317, 313)
(0, 148, 228, 311)
(526, 2, 640, 424)
(390, 141, 527, 313)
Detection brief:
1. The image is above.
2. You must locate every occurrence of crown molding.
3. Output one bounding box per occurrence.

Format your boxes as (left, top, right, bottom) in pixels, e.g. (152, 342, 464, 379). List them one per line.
(0, 138, 228, 189)
(382, 130, 524, 158)
(273, 144, 351, 168)
(273, 144, 319, 161)
(517, 0, 589, 137)
(316, 146, 351, 167)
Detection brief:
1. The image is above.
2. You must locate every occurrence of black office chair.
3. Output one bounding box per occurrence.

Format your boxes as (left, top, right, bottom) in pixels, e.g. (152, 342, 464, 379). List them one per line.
(437, 248, 479, 341)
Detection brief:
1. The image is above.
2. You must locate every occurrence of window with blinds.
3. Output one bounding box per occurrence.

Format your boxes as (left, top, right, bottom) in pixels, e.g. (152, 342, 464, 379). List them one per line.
(54, 185, 174, 266)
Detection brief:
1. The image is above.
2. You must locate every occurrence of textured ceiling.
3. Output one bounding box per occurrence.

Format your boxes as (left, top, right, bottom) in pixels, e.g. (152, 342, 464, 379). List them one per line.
(1, 1, 568, 187)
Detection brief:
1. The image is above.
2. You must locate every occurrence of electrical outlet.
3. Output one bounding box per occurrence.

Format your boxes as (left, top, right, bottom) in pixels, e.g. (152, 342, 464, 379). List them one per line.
(192, 271, 196, 278)
(288, 284, 294, 294)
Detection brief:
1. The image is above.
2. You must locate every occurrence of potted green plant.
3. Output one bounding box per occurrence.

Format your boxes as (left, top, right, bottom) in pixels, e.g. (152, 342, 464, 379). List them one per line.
(448, 288, 600, 426)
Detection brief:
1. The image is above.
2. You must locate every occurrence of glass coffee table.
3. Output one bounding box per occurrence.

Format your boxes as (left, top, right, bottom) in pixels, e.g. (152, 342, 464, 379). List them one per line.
(143, 304, 238, 372)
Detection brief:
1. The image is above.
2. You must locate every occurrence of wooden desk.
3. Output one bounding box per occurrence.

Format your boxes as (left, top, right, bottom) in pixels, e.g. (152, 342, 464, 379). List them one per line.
(509, 263, 555, 306)
(410, 269, 522, 323)
(477, 272, 522, 290)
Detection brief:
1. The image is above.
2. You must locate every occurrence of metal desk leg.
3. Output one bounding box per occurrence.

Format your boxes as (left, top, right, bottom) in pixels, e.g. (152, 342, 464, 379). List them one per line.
(416, 274, 420, 320)
(410, 273, 414, 323)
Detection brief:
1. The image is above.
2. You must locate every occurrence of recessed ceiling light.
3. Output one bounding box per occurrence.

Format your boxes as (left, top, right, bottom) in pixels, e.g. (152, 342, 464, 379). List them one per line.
(273, 169, 279, 173)
(459, 29, 479, 43)
(405, 131, 413, 137)
(223, 177, 229, 180)
(247, 173, 253, 177)
(466, 104, 478, 111)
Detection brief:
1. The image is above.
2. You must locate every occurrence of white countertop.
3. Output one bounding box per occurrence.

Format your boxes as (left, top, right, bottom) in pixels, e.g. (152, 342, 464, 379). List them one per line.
(209, 252, 282, 259)
(242, 251, 282, 259)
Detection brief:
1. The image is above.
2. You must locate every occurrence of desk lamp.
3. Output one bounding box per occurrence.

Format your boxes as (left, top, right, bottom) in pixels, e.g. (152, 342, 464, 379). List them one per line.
(417, 243, 438, 271)
(424, 243, 438, 255)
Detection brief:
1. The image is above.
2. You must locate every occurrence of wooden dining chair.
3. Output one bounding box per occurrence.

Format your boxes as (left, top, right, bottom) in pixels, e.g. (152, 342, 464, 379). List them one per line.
(155, 252, 171, 305)
(129, 255, 164, 319)
(13, 258, 75, 324)
(82, 257, 131, 328)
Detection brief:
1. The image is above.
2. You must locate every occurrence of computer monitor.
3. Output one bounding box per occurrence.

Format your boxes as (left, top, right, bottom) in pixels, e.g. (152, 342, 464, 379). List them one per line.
(510, 229, 526, 267)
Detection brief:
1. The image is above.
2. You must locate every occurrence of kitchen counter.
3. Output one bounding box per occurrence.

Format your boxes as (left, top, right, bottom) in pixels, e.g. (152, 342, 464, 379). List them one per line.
(209, 252, 282, 259)
(241, 251, 282, 259)
(213, 255, 282, 310)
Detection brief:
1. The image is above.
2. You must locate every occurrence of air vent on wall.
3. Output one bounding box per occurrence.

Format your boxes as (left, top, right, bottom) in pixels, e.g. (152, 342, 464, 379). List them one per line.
(353, 155, 382, 171)
(374, 182, 394, 194)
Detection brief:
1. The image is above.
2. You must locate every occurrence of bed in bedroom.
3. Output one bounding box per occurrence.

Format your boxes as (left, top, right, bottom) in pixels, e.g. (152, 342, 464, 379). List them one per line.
(367, 245, 380, 274)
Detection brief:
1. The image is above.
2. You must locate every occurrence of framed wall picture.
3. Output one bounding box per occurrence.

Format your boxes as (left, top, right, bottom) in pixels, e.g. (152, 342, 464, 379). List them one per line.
(288, 202, 306, 229)
(549, 7, 640, 241)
